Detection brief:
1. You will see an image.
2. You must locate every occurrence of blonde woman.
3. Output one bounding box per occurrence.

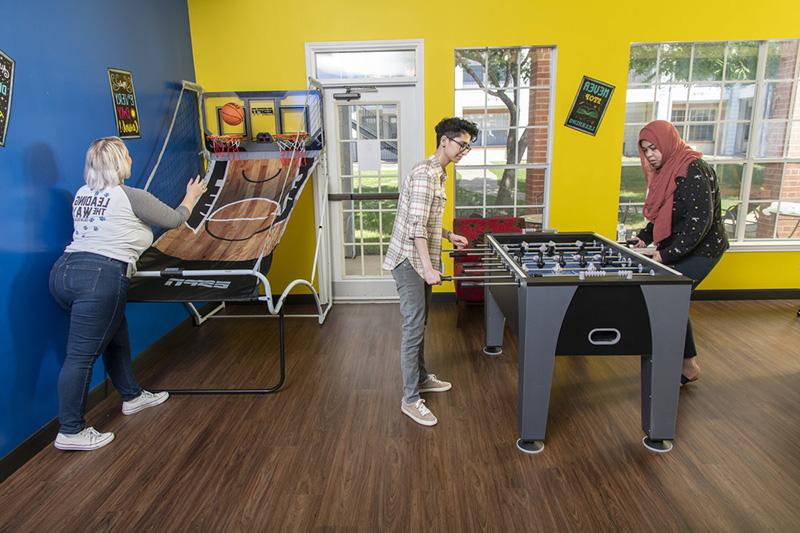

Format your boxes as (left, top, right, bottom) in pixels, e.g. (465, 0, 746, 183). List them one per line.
(49, 137, 206, 451)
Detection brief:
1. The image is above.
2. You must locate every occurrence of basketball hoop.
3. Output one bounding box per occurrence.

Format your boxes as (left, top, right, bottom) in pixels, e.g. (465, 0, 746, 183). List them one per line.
(208, 134, 243, 161)
(274, 133, 309, 168)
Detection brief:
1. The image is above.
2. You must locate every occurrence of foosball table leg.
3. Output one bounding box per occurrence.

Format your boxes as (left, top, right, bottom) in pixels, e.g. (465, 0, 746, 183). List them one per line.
(483, 286, 505, 356)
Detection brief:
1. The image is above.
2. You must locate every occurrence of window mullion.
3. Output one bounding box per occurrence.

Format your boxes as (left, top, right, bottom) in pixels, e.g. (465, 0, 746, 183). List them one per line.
(774, 165, 785, 239)
(653, 45, 661, 121)
(781, 43, 800, 158)
(735, 42, 770, 242)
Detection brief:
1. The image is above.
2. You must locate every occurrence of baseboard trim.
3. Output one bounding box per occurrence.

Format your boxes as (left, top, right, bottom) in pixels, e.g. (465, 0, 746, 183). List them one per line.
(692, 288, 800, 300)
(436, 289, 798, 303)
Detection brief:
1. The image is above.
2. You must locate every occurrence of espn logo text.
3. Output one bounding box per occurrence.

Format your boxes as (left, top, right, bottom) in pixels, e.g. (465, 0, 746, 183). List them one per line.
(164, 278, 231, 289)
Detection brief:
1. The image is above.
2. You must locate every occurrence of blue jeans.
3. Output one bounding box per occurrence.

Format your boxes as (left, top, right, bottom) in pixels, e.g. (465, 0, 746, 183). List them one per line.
(667, 254, 723, 359)
(49, 252, 141, 434)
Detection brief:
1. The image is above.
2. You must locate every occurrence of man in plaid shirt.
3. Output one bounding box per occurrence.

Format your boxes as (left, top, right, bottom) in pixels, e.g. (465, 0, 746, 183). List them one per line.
(383, 117, 478, 426)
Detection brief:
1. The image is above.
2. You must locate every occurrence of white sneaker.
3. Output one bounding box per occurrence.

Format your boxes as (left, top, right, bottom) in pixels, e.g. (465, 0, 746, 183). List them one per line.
(122, 390, 169, 415)
(418, 374, 452, 393)
(401, 399, 438, 426)
(54, 427, 114, 451)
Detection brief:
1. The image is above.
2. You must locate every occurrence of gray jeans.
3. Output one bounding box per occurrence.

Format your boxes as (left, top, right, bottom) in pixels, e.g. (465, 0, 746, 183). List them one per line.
(392, 259, 431, 403)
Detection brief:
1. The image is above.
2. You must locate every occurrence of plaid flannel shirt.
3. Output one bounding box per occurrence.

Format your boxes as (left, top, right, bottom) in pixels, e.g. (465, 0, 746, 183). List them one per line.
(383, 155, 447, 278)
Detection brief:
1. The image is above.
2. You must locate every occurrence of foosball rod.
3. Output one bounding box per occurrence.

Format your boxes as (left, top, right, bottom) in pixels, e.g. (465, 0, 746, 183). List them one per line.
(448, 251, 494, 257)
(442, 275, 515, 281)
(443, 247, 489, 253)
(460, 281, 520, 287)
(460, 261, 501, 267)
(523, 265, 649, 273)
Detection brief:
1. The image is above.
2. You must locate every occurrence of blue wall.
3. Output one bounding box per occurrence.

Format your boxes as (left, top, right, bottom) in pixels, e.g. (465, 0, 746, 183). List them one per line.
(0, 0, 196, 457)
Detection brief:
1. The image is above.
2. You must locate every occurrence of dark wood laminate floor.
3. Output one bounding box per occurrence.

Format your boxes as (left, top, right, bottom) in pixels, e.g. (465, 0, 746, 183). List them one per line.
(2, 300, 799, 531)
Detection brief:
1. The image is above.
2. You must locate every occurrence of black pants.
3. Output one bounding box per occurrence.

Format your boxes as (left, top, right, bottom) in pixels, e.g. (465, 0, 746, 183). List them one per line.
(667, 254, 722, 359)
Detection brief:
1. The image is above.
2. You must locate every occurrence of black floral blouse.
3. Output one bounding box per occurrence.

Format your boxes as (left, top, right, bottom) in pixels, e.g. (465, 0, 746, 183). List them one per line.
(637, 159, 729, 264)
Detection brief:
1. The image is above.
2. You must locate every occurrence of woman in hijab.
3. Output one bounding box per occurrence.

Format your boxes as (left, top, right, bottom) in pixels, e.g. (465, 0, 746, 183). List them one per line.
(632, 120, 729, 386)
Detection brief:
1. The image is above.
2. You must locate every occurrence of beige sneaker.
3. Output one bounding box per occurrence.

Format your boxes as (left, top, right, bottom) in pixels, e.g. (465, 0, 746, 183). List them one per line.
(401, 399, 438, 426)
(418, 374, 452, 393)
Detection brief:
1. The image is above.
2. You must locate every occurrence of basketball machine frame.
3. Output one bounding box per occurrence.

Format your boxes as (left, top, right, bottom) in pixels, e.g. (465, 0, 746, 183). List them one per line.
(133, 79, 333, 395)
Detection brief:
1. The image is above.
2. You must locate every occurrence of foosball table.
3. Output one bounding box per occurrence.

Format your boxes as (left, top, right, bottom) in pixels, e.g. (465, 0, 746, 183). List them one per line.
(447, 232, 694, 454)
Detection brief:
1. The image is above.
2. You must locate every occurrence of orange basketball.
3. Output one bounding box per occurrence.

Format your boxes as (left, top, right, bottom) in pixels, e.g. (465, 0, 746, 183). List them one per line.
(221, 102, 245, 126)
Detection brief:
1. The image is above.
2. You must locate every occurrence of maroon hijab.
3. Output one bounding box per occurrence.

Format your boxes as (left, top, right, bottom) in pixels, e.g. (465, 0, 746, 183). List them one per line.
(639, 120, 703, 245)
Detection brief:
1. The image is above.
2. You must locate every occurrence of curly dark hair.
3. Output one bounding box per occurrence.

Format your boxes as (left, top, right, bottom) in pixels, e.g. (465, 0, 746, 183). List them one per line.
(434, 117, 479, 147)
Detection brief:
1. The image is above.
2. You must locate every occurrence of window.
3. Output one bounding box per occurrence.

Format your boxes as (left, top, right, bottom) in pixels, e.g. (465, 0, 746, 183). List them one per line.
(315, 50, 416, 81)
(620, 40, 800, 243)
(454, 46, 555, 227)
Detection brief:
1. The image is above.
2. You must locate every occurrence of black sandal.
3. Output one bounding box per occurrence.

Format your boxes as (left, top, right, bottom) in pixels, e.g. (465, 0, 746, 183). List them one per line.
(680, 374, 699, 386)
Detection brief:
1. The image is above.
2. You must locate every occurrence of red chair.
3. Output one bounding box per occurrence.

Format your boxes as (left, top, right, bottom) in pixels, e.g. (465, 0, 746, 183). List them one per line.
(452, 216, 525, 327)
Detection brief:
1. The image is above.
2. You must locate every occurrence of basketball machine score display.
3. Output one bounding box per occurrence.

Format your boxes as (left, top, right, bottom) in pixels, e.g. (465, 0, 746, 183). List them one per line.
(107, 68, 141, 138)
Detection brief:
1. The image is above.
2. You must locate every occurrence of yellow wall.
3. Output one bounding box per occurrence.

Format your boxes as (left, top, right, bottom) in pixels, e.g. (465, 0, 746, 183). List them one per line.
(188, 0, 800, 292)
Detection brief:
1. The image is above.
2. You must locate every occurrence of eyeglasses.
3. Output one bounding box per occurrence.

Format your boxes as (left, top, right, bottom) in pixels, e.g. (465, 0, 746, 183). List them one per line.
(447, 137, 472, 154)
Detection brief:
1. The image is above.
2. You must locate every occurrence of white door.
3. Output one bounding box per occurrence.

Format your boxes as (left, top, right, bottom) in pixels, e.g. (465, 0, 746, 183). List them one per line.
(323, 85, 423, 300)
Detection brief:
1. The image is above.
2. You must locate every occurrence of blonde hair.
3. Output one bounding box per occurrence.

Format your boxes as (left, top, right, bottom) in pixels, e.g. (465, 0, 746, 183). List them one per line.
(84, 136, 131, 190)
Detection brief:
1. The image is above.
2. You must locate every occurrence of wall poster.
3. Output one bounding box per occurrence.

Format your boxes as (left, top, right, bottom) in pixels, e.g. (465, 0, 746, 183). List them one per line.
(107, 68, 141, 138)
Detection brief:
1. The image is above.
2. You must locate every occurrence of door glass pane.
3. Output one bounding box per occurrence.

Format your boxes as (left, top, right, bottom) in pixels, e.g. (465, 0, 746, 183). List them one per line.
(344, 245, 363, 276)
(339, 142, 357, 175)
(380, 105, 398, 139)
(335, 102, 402, 280)
(338, 106, 357, 140)
(360, 210, 380, 243)
(358, 106, 379, 140)
(363, 245, 382, 276)
(381, 211, 396, 242)
(380, 141, 398, 165)
(316, 50, 415, 80)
